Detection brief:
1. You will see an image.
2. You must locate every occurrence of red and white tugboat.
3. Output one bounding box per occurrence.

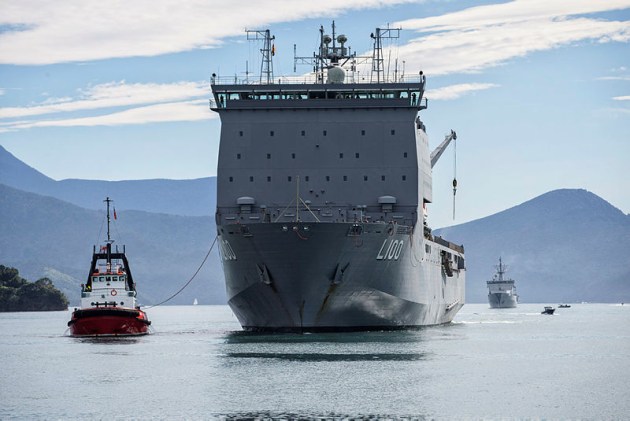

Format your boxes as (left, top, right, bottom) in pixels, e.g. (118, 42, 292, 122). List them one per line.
(68, 197, 151, 336)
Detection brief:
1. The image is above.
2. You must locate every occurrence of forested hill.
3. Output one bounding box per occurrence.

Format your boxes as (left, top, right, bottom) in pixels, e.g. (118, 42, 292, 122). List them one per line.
(0, 265, 68, 312)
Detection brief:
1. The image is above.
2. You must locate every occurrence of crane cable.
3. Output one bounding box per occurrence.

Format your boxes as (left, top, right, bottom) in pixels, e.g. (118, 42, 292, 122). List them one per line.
(143, 235, 218, 309)
(452, 134, 458, 220)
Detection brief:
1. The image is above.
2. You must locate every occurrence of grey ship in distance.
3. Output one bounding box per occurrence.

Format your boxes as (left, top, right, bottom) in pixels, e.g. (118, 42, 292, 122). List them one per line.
(210, 23, 466, 331)
(487, 258, 518, 308)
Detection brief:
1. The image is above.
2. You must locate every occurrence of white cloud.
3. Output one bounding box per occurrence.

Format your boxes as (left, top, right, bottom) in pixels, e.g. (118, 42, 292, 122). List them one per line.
(598, 76, 630, 81)
(0, 99, 215, 133)
(394, 0, 630, 75)
(426, 83, 499, 100)
(613, 95, 630, 100)
(0, 81, 210, 119)
(0, 0, 416, 65)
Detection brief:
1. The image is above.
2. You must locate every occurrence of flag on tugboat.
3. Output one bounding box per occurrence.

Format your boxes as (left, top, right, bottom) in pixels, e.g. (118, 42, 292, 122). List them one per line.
(113, 208, 117, 220)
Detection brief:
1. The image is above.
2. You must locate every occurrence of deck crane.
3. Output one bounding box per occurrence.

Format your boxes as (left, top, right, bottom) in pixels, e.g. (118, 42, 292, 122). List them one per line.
(430, 130, 459, 219)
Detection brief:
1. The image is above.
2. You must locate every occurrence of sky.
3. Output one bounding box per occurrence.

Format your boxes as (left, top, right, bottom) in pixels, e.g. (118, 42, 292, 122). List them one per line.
(1, 0, 629, 228)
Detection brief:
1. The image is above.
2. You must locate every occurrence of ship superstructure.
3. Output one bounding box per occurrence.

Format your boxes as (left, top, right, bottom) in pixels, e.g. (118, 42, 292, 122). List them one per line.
(487, 257, 518, 309)
(210, 24, 465, 331)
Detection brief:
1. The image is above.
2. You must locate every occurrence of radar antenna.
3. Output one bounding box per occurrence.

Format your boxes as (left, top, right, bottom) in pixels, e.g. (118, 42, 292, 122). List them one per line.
(246, 29, 275, 84)
(294, 21, 365, 84)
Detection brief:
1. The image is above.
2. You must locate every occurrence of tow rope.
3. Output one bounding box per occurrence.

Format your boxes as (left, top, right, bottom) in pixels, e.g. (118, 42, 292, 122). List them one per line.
(144, 236, 218, 309)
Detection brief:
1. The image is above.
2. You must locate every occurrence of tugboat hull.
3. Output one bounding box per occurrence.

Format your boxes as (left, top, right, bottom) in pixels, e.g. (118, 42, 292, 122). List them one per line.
(68, 308, 151, 336)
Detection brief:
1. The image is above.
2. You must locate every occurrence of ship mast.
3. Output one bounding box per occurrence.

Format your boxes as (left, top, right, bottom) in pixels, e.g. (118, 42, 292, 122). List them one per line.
(370, 26, 400, 83)
(247, 29, 275, 84)
(496, 257, 507, 282)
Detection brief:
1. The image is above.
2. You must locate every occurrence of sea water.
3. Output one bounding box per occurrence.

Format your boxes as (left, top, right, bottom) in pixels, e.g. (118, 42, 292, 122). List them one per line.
(0, 303, 628, 420)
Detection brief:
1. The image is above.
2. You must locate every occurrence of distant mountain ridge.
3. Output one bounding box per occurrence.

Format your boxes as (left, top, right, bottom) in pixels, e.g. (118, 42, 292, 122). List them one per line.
(0, 145, 215, 216)
(1, 145, 628, 304)
(435, 189, 630, 303)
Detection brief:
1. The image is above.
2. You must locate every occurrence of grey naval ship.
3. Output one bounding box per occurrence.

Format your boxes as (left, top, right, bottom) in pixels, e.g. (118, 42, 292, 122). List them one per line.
(487, 258, 518, 308)
(210, 23, 465, 331)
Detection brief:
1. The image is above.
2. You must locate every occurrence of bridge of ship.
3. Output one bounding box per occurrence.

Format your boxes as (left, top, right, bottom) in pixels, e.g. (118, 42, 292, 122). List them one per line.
(210, 82, 427, 110)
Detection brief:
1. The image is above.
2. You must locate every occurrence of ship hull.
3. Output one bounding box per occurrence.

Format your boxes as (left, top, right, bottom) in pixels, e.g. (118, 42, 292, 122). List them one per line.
(68, 307, 151, 336)
(218, 222, 465, 332)
(488, 292, 518, 309)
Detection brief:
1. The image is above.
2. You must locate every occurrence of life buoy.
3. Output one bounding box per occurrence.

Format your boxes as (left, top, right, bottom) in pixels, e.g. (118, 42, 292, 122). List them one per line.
(110, 289, 117, 296)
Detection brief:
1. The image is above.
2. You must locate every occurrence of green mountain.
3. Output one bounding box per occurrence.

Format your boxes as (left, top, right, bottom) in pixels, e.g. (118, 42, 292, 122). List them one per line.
(0, 265, 69, 312)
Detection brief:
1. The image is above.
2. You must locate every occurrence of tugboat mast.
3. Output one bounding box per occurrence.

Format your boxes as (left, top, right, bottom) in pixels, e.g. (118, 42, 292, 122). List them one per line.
(104, 197, 113, 243)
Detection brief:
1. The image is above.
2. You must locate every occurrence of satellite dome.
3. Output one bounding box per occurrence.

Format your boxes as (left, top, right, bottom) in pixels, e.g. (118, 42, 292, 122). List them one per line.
(327, 66, 346, 84)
